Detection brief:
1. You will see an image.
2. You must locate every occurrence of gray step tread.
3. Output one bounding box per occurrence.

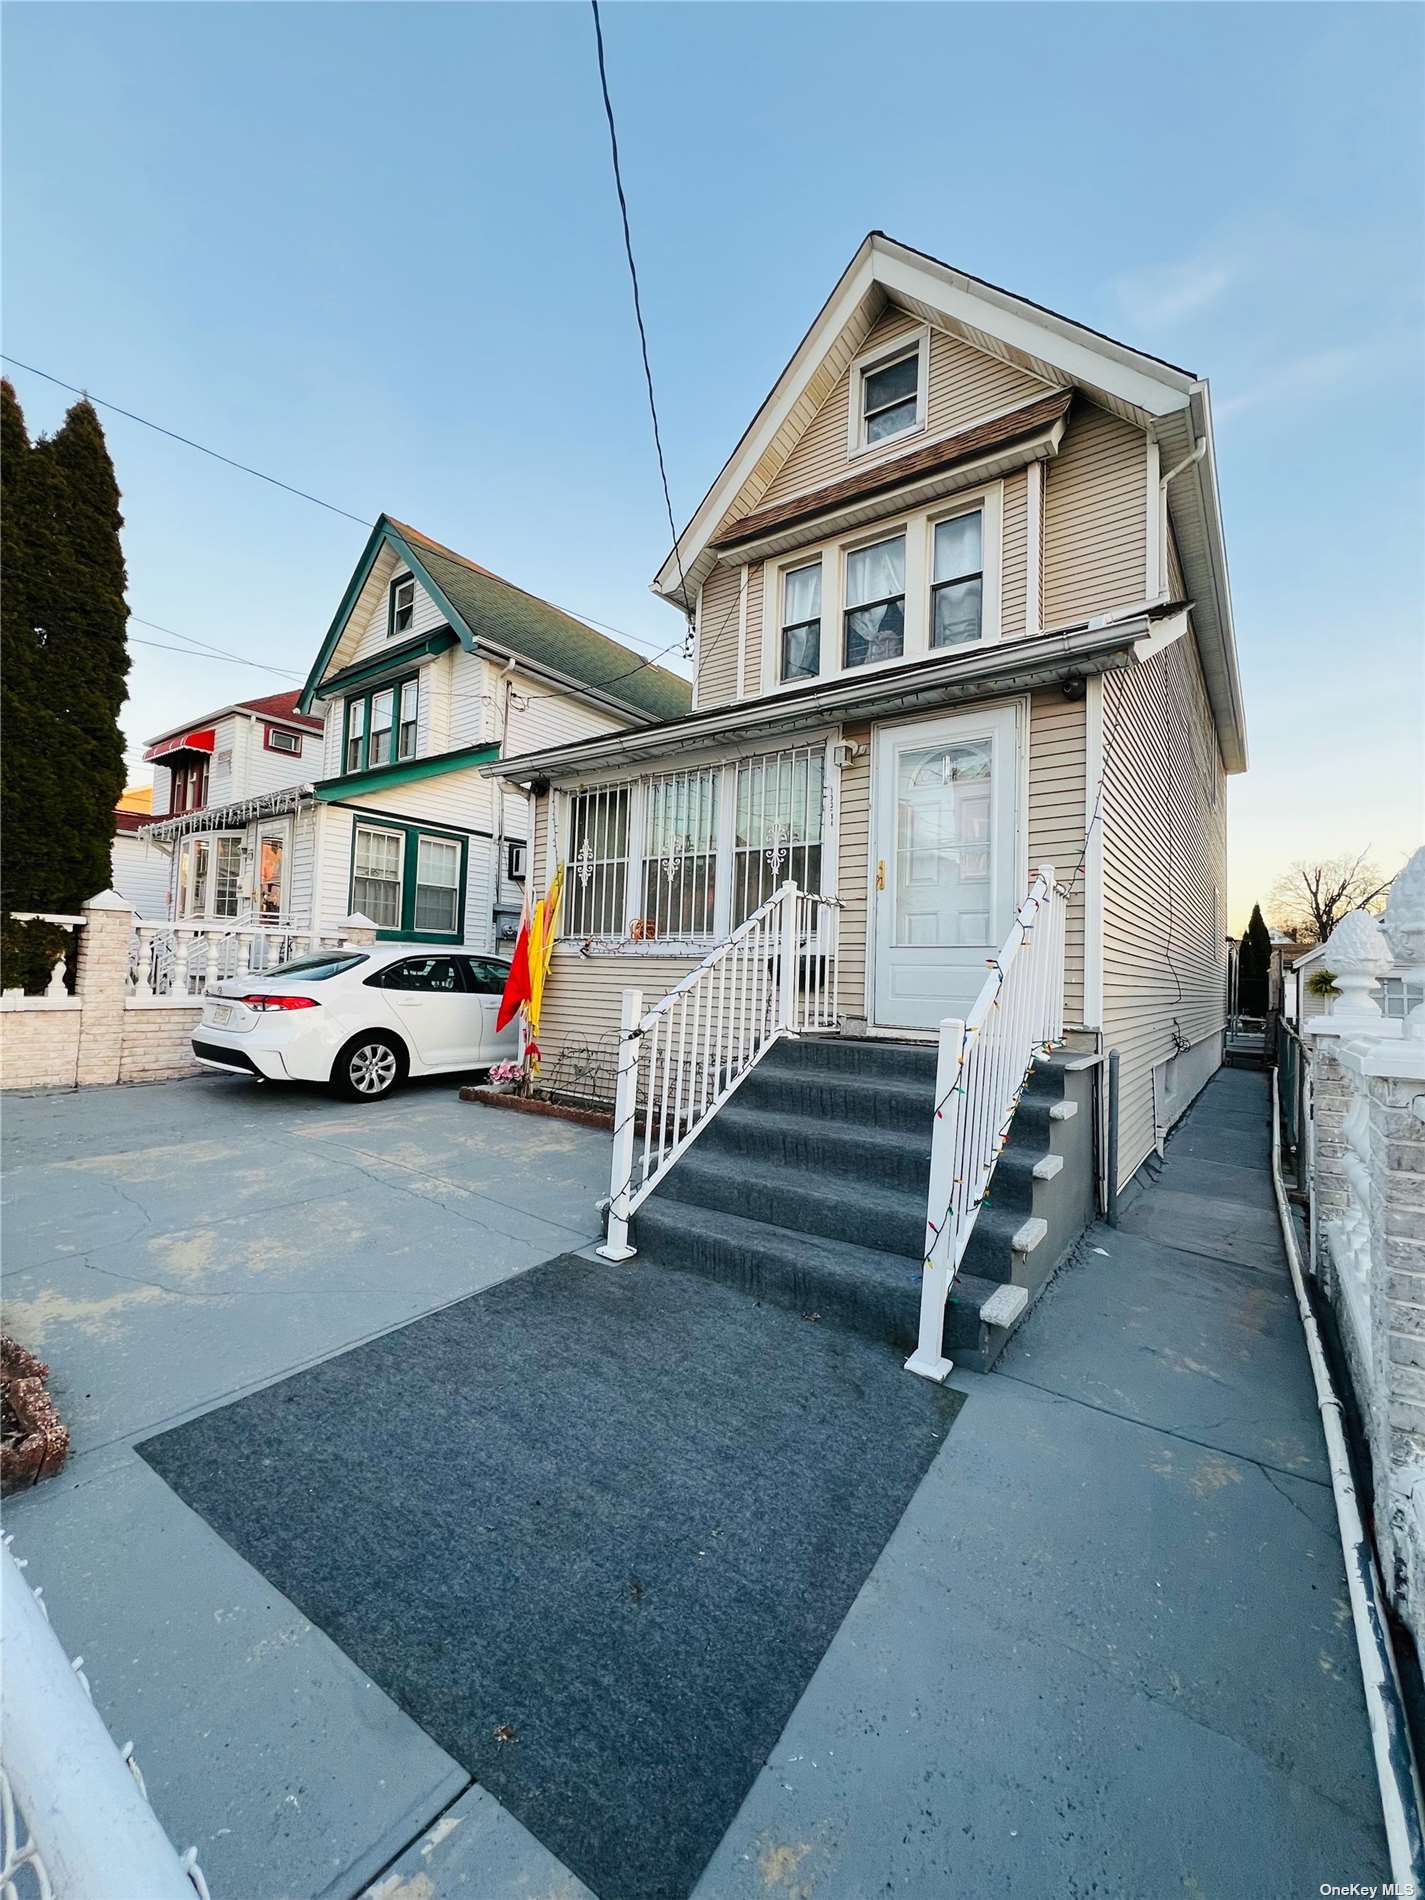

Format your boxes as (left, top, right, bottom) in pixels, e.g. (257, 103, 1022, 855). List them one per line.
(702, 1100, 932, 1169)
(660, 1144, 924, 1228)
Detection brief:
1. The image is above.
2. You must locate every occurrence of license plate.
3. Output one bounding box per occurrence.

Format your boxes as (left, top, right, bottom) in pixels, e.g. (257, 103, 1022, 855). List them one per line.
(210, 1004, 233, 1026)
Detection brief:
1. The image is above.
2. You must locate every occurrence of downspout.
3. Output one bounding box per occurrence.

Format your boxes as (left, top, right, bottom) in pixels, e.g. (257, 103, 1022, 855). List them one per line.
(1156, 437, 1206, 601)
(1269, 1069, 1425, 1887)
(1159, 436, 1206, 491)
(491, 658, 518, 951)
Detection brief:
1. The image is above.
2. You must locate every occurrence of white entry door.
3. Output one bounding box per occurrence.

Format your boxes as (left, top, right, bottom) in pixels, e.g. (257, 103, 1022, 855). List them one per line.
(871, 704, 1022, 1029)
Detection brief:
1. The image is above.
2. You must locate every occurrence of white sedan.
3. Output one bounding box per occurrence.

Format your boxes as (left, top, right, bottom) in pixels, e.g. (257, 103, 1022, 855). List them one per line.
(191, 945, 517, 1100)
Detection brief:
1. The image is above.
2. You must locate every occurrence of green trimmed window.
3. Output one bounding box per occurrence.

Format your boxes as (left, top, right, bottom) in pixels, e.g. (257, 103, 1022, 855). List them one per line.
(388, 573, 416, 639)
(350, 819, 468, 942)
(343, 673, 420, 774)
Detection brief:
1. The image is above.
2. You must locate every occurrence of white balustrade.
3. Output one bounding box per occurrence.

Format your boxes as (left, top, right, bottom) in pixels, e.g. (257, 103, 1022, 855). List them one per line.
(598, 880, 841, 1260)
(126, 924, 339, 1000)
(907, 865, 1067, 1382)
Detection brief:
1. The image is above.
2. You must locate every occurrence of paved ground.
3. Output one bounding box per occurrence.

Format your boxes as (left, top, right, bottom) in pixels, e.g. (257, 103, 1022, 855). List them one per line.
(2, 1064, 1389, 1898)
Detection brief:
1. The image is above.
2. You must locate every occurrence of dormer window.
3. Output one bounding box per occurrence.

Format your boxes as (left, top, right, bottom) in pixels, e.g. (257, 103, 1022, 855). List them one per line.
(342, 673, 420, 775)
(849, 328, 929, 454)
(389, 574, 416, 639)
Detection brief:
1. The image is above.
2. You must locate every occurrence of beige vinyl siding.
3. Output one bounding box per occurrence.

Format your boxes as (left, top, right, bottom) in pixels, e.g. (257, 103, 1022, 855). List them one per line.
(743, 560, 765, 693)
(695, 563, 742, 711)
(1000, 468, 1028, 641)
(757, 317, 1052, 512)
(1101, 635, 1228, 1184)
(1042, 404, 1148, 627)
(535, 950, 702, 1097)
(834, 694, 1085, 1023)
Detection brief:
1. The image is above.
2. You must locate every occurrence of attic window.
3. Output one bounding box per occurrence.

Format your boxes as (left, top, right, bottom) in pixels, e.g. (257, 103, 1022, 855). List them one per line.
(389, 574, 416, 639)
(849, 328, 929, 455)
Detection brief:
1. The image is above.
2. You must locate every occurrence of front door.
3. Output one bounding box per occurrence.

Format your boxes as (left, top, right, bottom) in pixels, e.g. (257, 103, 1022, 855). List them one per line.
(871, 704, 1021, 1029)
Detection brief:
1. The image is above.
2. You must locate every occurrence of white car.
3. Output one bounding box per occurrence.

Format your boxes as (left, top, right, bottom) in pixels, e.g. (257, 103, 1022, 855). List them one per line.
(191, 944, 518, 1100)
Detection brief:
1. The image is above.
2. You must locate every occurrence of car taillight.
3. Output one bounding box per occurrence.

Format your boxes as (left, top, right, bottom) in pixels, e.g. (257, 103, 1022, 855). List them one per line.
(238, 994, 320, 1011)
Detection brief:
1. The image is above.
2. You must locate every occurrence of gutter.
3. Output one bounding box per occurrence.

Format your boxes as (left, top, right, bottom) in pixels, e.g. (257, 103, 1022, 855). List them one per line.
(1269, 1069, 1425, 1887)
(484, 610, 1172, 786)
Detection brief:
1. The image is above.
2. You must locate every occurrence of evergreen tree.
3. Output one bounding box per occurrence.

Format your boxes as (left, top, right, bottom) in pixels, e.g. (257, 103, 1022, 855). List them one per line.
(1, 387, 130, 912)
(2, 385, 130, 987)
(1237, 902, 1272, 1015)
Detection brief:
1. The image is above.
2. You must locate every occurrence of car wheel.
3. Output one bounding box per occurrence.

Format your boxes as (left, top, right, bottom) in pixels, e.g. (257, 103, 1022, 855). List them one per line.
(332, 1032, 405, 1101)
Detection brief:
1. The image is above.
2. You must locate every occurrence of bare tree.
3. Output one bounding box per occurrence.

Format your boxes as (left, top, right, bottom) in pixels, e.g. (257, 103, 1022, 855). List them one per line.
(1269, 850, 1395, 943)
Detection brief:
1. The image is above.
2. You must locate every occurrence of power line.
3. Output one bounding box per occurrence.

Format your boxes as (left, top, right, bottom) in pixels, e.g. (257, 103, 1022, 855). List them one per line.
(5, 352, 693, 694)
(128, 635, 302, 676)
(130, 616, 305, 678)
(589, 0, 693, 652)
(1, 355, 371, 526)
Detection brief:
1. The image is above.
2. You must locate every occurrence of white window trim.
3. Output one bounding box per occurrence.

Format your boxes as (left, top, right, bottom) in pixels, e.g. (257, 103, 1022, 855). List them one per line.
(758, 482, 1003, 699)
(353, 822, 405, 932)
(846, 325, 931, 460)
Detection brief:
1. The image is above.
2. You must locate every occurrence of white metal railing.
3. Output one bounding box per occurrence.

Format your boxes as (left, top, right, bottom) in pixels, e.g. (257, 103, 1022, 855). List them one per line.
(1, 1539, 210, 1900)
(598, 879, 840, 1259)
(127, 924, 344, 1000)
(906, 864, 1067, 1382)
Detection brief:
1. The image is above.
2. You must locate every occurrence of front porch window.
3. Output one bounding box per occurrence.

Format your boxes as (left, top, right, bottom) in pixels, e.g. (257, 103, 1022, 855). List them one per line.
(733, 750, 824, 925)
(561, 744, 829, 947)
(638, 769, 720, 939)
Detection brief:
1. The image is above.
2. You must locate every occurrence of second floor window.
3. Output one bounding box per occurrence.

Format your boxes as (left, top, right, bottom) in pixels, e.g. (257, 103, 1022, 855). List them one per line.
(780, 563, 821, 683)
(170, 759, 208, 813)
(844, 535, 905, 669)
(931, 511, 984, 649)
(389, 574, 416, 638)
(343, 674, 419, 774)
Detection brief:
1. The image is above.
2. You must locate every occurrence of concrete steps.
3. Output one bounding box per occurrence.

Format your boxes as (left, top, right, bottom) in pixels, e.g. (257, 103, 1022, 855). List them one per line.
(631, 1035, 1096, 1373)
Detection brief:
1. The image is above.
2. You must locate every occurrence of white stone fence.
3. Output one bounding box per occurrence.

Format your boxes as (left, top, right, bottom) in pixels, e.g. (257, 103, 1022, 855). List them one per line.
(1, 893, 377, 1091)
(1303, 850, 1425, 1650)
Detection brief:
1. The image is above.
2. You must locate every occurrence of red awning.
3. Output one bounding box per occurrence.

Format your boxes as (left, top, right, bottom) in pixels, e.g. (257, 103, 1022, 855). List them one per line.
(143, 727, 216, 763)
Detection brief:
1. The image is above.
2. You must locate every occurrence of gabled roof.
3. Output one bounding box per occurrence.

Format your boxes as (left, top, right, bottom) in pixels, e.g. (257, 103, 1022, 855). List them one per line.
(298, 517, 691, 726)
(655, 231, 1246, 774)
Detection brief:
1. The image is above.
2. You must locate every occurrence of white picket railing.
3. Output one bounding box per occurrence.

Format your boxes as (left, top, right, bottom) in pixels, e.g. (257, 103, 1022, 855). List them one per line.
(128, 924, 345, 1000)
(598, 879, 840, 1260)
(906, 864, 1068, 1382)
(1, 1539, 209, 1900)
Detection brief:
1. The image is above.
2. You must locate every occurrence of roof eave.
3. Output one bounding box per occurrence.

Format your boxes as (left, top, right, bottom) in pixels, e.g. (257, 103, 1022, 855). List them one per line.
(486, 615, 1155, 785)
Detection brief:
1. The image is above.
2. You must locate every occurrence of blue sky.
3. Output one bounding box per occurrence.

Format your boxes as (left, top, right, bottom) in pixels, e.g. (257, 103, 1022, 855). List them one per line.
(4, 1, 1421, 928)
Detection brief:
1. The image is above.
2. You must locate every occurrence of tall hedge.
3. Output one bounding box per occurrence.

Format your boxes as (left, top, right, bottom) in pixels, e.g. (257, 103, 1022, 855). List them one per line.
(1, 381, 130, 984)
(1236, 902, 1272, 1016)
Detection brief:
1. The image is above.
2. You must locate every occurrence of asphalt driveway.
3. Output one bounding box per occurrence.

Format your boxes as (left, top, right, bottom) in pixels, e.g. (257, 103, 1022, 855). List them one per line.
(2, 1070, 614, 1900)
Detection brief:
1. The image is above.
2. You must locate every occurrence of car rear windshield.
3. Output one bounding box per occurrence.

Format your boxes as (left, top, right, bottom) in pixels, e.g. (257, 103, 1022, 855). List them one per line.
(269, 951, 369, 982)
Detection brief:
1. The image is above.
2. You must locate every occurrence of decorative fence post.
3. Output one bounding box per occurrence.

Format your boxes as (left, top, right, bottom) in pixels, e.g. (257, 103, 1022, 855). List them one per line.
(597, 987, 643, 1262)
(905, 1016, 966, 1383)
(777, 879, 800, 1033)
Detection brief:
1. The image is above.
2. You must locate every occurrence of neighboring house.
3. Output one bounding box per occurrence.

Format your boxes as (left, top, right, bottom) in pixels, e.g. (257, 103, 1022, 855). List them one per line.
(136, 691, 325, 927)
(138, 528, 690, 955)
(492, 232, 1246, 1192)
(111, 786, 169, 918)
(288, 517, 690, 950)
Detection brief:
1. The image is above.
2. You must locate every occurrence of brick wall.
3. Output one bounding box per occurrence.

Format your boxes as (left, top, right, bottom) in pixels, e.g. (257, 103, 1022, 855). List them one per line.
(1, 893, 201, 1091)
(119, 1004, 204, 1084)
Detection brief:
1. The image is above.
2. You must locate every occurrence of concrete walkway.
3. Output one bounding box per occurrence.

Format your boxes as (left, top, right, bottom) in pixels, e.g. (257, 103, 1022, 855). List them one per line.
(3, 1065, 1389, 1897)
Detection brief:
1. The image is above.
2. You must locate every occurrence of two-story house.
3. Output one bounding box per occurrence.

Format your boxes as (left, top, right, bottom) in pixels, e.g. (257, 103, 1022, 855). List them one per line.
(139, 524, 692, 958)
(492, 234, 1245, 1274)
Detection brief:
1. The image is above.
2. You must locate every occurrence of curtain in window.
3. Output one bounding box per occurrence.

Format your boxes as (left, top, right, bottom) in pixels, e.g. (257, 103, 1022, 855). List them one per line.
(414, 836, 460, 934)
(844, 535, 906, 667)
(733, 748, 825, 925)
(354, 828, 402, 928)
(567, 787, 630, 937)
(931, 512, 984, 649)
(369, 690, 394, 766)
(638, 768, 720, 939)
